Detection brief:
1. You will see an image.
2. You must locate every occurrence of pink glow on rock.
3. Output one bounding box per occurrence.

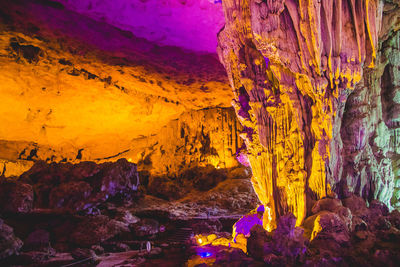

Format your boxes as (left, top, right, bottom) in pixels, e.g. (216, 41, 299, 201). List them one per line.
(232, 206, 264, 241)
(56, 0, 225, 53)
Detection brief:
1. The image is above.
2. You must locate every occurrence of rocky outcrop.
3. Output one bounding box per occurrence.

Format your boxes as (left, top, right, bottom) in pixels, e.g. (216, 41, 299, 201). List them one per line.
(0, 181, 33, 213)
(333, 26, 400, 209)
(240, 195, 400, 266)
(0, 219, 23, 259)
(0, 107, 242, 179)
(217, 0, 400, 228)
(19, 158, 139, 212)
(132, 107, 242, 175)
(0, 0, 232, 166)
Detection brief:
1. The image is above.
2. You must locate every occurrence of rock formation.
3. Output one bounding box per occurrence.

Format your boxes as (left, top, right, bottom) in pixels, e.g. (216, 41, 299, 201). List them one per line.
(0, 0, 241, 179)
(217, 0, 400, 228)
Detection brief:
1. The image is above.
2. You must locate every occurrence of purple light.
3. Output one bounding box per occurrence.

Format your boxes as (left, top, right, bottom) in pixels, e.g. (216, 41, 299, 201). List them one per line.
(264, 56, 270, 68)
(233, 205, 264, 241)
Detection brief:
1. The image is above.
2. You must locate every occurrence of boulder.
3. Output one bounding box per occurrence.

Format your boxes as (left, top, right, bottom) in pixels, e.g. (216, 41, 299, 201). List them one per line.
(130, 218, 159, 238)
(274, 213, 297, 237)
(375, 217, 392, 230)
(247, 224, 271, 261)
(371, 249, 400, 267)
(0, 181, 33, 213)
(147, 176, 185, 200)
(311, 212, 350, 245)
(23, 229, 50, 251)
(102, 242, 130, 252)
(335, 206, 353, 232)
(252, 213, 308, 264)
(368, 200, 389, 216)
(71, 248, 100, 265)
(389, 210, 400, 229)
(19, 159, 139, 211)
(273, 227, 307, 261)
(263, 253, 287, 266)
(90, 245, 104, 255)
(181, 165, 227, 191)
(49, 181, 92, 211)
(70, 215, 128, 247)
(92, 158, 139, 196)
(213, 247, 262, 266)
(311, 198, 342, 214)
(351, 216, 368, 232)
(0, 219, 23, 259)
(342, 195, 368, 217)
(114, 210, 140, 225)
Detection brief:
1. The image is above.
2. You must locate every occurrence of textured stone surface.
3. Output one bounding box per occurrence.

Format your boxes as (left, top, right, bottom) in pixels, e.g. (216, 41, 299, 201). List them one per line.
(0, 0, 236, 175)
(217, 0, 400, 229)
(0, 181, 33, 213)
(19, 158, 139, 211)
(69, 215, 128, 247)
(0, 219, 23, 259)
(132, 107, 242, 175)
(333, 28, 400, 208)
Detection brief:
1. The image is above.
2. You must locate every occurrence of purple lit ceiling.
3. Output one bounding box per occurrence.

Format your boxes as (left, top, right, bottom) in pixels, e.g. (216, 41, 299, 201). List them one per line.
(55, 0, 225, 53)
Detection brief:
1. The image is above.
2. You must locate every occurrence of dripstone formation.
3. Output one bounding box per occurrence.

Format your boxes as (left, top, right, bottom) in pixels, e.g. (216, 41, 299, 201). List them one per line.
(217, 0, 400, 228)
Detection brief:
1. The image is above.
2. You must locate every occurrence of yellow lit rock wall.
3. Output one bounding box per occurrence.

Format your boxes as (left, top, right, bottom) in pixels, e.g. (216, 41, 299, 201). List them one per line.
(0, 0, 240, 177)
(217, 0, 388, 227)
(129, 107, 242, 175)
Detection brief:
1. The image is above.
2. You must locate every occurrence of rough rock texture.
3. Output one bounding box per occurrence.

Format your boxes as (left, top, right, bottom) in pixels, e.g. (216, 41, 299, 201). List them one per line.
(69, 215, 128, 247)
(0, 107, 242, 179)
(0, 181, 33, 213)
(133, 166, 259, 218)
(132, 107, 242, 175)
(240, 196, 400, 266)
(0, 219, 23, 259)
(0, 0, 238, 177)
(217, 0, 400, 228)
(246, 213, 308, 265)
(19, 158, 139, 211)
(334, 27, 400, 209)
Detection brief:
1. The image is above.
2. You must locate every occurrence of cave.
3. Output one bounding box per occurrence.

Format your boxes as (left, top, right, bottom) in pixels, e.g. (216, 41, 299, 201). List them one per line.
(0, 0, 399, 266)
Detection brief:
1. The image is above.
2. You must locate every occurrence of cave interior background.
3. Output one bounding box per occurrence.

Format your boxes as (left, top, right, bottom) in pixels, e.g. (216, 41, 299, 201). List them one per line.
(0, 0, 400, 266)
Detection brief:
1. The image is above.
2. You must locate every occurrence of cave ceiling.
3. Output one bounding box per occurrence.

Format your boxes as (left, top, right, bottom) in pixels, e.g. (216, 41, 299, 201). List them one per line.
(0, 0, 233, 165)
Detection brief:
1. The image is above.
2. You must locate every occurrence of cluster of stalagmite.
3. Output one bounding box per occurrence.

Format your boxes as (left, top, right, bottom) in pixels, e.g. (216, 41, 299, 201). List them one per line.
(217, 0, 399, 229)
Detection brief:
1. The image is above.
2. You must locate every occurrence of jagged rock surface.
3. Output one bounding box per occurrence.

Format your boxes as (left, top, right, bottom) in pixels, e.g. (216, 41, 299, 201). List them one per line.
(0, 219, 23, 259)
(0, 181, 33, 213)
(217, 0, 400, 228)
(19, 158, 139, 212)
(0, 0, 237, 177)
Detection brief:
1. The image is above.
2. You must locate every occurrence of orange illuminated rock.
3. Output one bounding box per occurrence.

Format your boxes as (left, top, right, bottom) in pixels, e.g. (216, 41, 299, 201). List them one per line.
(0, 0, 240, 177)
(217, 0, 399, 228)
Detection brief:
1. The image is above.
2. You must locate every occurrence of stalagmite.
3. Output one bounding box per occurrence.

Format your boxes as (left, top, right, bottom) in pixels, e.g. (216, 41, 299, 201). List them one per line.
(217, 0, 395, 228)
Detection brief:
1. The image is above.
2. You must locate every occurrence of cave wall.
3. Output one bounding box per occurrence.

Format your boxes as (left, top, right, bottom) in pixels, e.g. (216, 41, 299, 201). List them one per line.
(131, 107, 242, 175)
(217, 0, 400, 228)
(0, 0, 240, 177)
(332, 29, 400, 208)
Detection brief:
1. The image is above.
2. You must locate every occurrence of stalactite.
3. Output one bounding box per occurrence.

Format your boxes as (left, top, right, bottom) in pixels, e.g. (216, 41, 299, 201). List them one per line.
(218, 0, 386, 228)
